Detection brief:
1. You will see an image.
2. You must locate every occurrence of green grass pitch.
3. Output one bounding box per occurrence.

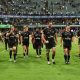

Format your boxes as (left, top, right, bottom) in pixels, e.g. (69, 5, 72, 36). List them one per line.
(0, 38, 80, 80)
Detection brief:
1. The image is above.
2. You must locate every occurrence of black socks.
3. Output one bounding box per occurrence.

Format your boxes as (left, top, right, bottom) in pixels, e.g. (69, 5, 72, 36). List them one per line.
(9, 50, 12, 59)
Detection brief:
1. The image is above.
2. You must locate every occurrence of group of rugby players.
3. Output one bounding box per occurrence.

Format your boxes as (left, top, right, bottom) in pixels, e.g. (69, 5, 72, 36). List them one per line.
(1, 22, 80, 65)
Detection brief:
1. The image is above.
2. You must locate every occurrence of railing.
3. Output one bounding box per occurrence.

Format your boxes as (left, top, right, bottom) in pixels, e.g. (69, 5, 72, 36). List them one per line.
(28, 25, 80, 28)
(0, 15, 80, 18)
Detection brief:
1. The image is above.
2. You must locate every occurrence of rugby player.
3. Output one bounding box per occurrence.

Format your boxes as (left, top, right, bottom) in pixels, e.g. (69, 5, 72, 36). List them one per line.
(42, 22, 57, 65)
(21, 26, 30, 58)
(7, 26, 18, 63)
(4, 31, 9, 50)
(60, 26, 74, 64)
(32, 28, 43, 58)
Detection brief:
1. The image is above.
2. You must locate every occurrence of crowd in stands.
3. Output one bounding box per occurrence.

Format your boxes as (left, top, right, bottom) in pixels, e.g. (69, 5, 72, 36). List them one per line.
(0, 0, 80, 16)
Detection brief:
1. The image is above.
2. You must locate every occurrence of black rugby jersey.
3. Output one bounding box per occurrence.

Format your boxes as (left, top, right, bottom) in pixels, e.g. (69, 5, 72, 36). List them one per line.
(62, 31, 73, 44)
(21, 31, 30, 42)
(43, 27, 56, 42)
(8, 32, 17, 43)
(34, 31, 42, 43)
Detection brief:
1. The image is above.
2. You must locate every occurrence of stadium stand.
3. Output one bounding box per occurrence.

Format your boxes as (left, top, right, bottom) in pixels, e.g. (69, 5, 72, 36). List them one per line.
(0, 0, 80, 26)
(0, 0, 80, 15)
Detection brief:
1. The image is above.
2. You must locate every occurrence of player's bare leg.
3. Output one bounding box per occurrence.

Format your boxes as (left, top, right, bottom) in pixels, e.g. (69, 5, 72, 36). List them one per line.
(13, 46, 17, 63)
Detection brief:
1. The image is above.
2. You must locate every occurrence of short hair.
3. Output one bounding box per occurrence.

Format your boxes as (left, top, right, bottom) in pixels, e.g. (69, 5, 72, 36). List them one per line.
(65, 25, 70, 28)
(23, 25, 28, 29)
(48, 22, 53, 25)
